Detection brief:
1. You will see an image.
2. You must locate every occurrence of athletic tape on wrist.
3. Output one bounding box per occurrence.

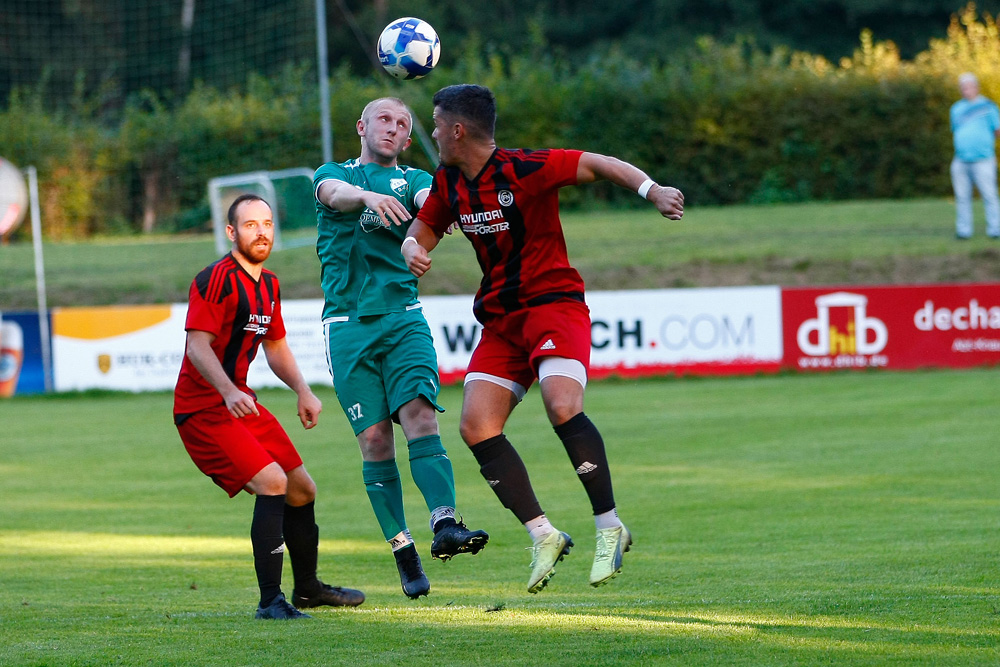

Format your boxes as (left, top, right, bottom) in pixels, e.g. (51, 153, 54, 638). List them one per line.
(402, 236, 418, 248)
(637, 179, 656, 199)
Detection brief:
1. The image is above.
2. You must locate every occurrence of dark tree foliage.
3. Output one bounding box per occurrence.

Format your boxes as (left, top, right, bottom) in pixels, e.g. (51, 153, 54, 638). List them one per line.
(4, 0, 1000, 110)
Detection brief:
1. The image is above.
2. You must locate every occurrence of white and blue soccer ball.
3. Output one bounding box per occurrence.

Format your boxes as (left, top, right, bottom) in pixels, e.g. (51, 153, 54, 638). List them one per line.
(377, 17, 441, 80)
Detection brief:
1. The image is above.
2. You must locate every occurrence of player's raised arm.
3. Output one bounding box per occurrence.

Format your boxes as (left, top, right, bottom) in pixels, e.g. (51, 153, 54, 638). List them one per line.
(576, 152, 684, 220)
(317, 179, 412, 227)
(261, 337, 322, 429)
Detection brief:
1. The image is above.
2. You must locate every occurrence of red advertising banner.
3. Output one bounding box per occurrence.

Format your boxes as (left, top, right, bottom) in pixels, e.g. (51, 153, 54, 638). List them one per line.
(782, 283, 1000, 371)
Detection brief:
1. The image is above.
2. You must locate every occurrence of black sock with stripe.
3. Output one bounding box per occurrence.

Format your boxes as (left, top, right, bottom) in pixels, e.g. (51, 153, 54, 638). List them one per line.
(554, 412, 616, 515)
(251, 494, 286, 607)
(471, 434, 543, 523)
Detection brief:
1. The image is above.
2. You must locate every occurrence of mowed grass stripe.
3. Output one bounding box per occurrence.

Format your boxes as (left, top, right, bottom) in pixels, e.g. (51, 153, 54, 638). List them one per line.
(3, 197, 999, 308)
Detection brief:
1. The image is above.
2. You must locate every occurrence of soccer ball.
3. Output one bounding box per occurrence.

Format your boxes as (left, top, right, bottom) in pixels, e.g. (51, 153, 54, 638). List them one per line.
(377, 17, 440, 80)
(0, 158, 28, 237)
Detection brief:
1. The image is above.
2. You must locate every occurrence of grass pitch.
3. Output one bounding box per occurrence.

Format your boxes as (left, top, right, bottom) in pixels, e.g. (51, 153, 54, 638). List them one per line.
(1, 370, 997, 665)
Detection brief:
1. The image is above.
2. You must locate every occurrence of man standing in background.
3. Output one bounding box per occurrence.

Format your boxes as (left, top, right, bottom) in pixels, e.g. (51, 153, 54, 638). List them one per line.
(950, 72, 1000, 239)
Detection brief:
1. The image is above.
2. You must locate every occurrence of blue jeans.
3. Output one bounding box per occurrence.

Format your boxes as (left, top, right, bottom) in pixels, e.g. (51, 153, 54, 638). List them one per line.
(951, 157, 1000, 238)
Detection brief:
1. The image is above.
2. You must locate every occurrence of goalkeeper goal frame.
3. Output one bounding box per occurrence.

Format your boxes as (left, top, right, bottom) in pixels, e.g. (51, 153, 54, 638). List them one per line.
(207, 167, 315, 255)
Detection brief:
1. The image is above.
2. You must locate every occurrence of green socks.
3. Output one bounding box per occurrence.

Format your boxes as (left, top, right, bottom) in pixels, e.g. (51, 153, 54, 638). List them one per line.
(362, 436, 457, 546)
(407, 434, 456, 513)
(362, 459, 408, 542)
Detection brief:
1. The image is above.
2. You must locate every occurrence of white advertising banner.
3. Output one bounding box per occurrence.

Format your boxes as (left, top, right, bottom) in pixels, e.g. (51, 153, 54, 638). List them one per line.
(421, 287, 785, 381)
(247, 299, 328, 388)
(52, 305, 188, 392)
(586, 287, 783, 376)
(51, 301, 333, 393)
(50, 286, 784, 392)
(248, 295, 481, 387)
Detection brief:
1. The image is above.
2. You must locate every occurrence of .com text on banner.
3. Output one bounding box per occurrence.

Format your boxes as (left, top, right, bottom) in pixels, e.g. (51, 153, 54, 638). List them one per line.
(425, 287, 784, 382)
(50, 287, 784, 392)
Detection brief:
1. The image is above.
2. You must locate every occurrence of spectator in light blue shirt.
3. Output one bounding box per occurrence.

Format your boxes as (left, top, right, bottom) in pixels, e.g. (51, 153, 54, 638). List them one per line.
(950, 72, 1000, 239)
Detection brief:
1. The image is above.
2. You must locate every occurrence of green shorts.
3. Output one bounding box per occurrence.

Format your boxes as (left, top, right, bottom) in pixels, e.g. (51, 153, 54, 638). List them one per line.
(324, 308, 444, 435)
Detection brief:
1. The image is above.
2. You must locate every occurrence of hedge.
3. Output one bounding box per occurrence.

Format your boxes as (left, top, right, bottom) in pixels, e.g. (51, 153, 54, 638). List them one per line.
(0, 5, 997, 238)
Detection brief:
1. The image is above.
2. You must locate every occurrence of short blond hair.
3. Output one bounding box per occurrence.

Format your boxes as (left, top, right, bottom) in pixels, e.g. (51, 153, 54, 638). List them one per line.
(360, 97, 412, 126)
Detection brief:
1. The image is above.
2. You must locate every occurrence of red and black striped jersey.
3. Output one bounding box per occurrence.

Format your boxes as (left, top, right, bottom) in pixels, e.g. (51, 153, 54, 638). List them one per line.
(173, 253, 286, 418)
(417, 148, 586, 323)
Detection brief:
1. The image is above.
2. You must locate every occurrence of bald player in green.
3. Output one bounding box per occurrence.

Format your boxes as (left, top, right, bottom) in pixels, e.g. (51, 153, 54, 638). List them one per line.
(313, 97, 488, 599)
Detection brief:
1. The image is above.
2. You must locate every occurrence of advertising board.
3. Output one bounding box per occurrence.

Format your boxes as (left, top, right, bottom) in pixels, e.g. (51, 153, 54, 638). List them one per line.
(782, 284, 1000, 371)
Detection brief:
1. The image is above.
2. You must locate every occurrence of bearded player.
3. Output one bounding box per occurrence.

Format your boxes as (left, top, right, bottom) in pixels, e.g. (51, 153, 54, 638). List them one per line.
(174, 194, 364, 619)
(403, 84, 684, 593)
(313, 97, 488, 599)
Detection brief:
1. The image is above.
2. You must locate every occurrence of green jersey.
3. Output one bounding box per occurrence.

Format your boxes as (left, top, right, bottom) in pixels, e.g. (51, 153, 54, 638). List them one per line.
(314, 159, 432, 320)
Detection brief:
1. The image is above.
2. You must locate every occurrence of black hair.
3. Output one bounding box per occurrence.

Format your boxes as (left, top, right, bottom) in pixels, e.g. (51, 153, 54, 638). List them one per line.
(432, 84, 496, 139)
(227, 193, 269, 226)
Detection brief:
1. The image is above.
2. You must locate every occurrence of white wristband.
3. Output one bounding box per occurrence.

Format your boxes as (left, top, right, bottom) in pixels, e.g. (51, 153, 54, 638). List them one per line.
(637, 179, 656, 200)
(402, 236, 418, 248)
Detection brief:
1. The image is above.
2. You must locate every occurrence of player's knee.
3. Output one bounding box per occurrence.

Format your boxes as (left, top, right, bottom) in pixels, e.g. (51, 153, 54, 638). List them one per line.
(358, 427, 395, 461)
(249, 463, 288, 496)
(459, 419, 496, 447)
(288, 472, 317, 505)
(399, 396, 437, 428)
(400, 403, 438, 438)
(543, 395, 582, 426)
(539, 364, 586, 425)
(458, 421, 477, 446)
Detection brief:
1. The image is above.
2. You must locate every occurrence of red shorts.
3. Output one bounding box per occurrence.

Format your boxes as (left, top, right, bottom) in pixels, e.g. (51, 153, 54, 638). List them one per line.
(176, 403, 303, 497)
(468, 299, 591, 390)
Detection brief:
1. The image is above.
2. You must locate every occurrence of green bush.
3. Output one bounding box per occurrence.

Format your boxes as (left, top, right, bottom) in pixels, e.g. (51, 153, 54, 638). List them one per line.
(5, 5, 1000, 237)
(0, 86, 123, 239)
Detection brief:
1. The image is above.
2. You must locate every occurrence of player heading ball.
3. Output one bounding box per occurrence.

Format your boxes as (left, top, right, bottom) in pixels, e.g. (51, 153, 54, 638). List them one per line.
(403, 83, 684, 593)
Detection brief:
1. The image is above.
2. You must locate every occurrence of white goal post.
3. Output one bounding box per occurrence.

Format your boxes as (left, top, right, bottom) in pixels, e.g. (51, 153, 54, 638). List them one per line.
(207, 167, 316, 255)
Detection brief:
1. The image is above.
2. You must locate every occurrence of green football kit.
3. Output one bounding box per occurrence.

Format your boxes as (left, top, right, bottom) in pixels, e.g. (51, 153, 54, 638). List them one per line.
(314, 158, 455, 545)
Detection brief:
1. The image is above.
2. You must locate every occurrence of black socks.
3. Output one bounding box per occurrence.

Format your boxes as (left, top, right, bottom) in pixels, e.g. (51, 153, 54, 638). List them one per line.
(554, 412, 616, 515)
(251, 494, 286, 607)
(471, 413, 616, 523)
(471, 434, 544, 523)
(283, 500, 320, 595)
